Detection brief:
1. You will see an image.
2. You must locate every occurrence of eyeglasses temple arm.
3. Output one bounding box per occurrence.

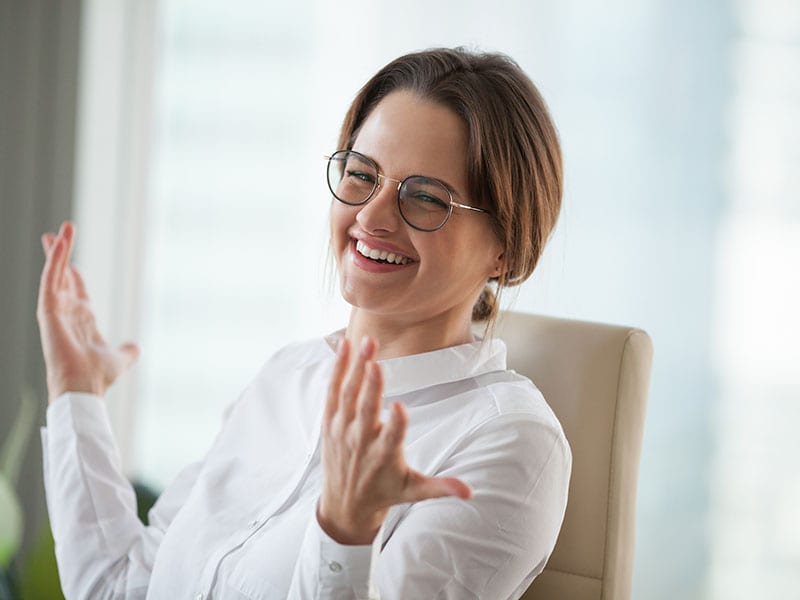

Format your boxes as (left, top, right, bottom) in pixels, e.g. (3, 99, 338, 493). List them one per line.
(451, 201, 489, 214)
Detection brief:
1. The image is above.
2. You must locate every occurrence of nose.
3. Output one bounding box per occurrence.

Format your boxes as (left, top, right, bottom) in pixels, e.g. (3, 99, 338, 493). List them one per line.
(355, 178, 401, 233)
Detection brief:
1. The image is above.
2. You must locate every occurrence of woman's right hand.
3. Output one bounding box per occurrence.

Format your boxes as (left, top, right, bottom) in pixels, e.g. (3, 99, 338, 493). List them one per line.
(36, 221, 140, 404)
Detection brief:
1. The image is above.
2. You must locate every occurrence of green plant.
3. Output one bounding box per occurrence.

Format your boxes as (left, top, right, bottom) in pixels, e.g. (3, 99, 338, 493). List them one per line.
(0, 386, 38, 569)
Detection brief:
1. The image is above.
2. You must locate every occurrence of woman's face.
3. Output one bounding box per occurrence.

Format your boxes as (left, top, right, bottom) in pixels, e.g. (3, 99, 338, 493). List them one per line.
(330, 90, 503, 329)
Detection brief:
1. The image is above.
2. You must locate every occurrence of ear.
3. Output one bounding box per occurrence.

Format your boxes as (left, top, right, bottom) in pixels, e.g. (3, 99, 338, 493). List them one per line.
(490, 250, 506, 279)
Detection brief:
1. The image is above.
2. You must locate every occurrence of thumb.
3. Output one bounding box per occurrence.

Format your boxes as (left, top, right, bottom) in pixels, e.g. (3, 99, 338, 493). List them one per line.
(403, 470, 473, 503)
(118, 342, 141, 368)
(41, 233, 56, 253)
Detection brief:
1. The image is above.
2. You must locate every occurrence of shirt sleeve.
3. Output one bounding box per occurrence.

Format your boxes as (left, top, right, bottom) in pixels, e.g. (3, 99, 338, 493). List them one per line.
(41, 392, 202, 600)
(285, 413, 571, 599)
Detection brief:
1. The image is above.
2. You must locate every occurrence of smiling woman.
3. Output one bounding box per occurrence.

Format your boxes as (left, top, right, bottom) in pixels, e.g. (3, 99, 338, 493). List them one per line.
(38, 47, 569, 599)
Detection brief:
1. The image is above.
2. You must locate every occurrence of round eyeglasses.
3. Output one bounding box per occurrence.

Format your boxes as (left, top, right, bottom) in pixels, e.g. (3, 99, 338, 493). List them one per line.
(325, 150, 490, 232)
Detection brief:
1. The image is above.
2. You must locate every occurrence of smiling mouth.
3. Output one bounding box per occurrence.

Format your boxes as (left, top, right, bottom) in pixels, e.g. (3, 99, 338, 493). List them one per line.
(353, 239, 415, 265)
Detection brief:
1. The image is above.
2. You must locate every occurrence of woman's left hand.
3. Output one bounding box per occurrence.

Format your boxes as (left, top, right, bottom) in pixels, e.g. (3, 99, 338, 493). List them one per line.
(318, 336, 472, 545)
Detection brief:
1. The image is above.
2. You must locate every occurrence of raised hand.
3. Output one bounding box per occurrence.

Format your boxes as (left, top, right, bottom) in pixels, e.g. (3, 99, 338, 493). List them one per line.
(36, 222, 140, 404)
(317, 336, 472, 545)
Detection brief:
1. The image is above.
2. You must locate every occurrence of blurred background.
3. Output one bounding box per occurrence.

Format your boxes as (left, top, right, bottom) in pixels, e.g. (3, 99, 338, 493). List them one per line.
(1, 0, 798, 597)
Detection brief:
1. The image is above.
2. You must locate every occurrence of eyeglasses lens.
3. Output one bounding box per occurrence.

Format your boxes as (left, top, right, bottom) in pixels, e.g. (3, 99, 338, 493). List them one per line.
(398, 177, 451, 231)
(327, 152, 376, 205)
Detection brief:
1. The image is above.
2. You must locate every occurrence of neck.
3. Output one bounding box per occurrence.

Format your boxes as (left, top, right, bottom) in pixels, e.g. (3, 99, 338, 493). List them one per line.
(345, 307, 476, 360)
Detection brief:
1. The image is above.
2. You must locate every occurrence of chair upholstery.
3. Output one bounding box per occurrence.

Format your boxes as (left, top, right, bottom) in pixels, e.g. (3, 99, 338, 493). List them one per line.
(493, 312, 653, 600)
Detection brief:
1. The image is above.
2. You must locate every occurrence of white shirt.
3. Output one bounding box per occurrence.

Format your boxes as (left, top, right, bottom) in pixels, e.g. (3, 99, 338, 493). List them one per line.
(41, 331, 571, 599)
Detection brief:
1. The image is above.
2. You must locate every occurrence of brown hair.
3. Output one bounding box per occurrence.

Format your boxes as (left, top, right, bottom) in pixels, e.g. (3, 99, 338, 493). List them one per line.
(337, 47, 563, 337)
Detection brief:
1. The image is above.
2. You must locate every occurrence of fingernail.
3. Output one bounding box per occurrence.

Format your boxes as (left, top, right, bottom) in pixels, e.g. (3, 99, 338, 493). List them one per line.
(360, 336, 371, 355)
(337, 337, 347, 356)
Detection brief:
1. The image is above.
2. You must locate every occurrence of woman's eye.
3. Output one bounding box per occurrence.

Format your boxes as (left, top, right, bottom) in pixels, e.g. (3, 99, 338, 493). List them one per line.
(345, 170, 375, 184)
(414, 193, 448, 209)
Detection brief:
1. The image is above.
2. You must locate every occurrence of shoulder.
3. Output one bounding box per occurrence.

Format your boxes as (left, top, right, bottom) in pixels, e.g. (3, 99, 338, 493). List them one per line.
(449, 372, 573, 501)
(409, 368, 570, 490)
(451, 375, 572, 514)
(470, 370, 567, 450)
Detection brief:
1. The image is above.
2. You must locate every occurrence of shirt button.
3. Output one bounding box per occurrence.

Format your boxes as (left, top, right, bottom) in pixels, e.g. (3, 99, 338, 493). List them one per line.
(248, 519, 260, 529)
(328, 560, 342, 573)
(194, 594, 204, 600)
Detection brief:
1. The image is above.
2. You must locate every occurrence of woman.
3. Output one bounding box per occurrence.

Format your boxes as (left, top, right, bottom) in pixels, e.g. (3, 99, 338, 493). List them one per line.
(38, 47, 570, 599)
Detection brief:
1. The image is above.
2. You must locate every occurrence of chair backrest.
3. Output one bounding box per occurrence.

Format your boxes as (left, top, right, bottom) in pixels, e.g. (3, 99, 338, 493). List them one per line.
(493, 312, 653, 600)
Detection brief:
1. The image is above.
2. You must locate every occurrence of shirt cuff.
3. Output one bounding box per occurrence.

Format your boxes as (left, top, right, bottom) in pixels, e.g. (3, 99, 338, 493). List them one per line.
(45, 391, 108, 442)
(307, 510, 383, 599)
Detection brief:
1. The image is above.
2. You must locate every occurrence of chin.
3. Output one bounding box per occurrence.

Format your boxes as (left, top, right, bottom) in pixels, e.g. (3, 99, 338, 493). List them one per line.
(338, 284, 406, 318)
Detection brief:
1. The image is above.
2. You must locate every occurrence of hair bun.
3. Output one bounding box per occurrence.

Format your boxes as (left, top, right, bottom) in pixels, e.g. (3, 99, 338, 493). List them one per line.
(472, 285, 498, 322)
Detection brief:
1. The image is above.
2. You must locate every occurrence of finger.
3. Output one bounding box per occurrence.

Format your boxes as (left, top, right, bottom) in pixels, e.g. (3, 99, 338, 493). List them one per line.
(340, 336, 375, 423)
(380, 401, 409, 450)
(63, 263, 78, 295)
(38, 235, 64, 311)
(56, 222, 75, 290)
(118, 342, 141, 369)
(67, 264, 90, 300)
(356, 360, 383, 437)
(403, 471, 473, 503)
(40, 233, 56, 253)
(50, 223, 69, 291)
(324, 337, 350, 424)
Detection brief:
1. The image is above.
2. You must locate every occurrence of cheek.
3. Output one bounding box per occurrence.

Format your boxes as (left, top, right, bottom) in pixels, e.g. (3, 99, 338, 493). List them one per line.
(418, 238, 466, 282)
(438, 231, 499, 283)
(329, 203, 351, 248)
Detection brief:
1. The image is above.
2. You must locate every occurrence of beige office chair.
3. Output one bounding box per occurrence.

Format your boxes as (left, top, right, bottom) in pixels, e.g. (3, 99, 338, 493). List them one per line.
(494, 312, 653, 600)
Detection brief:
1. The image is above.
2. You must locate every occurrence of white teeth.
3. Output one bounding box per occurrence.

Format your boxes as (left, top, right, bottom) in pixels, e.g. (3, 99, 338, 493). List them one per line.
(355, 240, 411, 265)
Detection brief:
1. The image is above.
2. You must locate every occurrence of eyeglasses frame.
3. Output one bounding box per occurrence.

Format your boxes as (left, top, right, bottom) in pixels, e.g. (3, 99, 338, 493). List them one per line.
(325, 149, 490, 232)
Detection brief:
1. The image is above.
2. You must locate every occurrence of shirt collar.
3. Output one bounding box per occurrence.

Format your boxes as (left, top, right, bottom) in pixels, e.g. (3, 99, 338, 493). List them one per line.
(322, 330, 507, 397)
